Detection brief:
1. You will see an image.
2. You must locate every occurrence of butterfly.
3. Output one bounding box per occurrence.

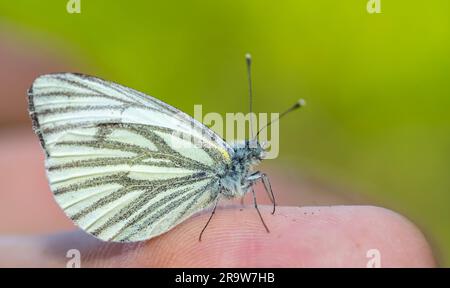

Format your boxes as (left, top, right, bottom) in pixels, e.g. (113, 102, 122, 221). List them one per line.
(27, 54, 304, 242)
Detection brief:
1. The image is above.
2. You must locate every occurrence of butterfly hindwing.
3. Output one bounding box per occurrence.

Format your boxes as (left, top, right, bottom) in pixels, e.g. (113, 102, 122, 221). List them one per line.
(28, 73, 231, 242)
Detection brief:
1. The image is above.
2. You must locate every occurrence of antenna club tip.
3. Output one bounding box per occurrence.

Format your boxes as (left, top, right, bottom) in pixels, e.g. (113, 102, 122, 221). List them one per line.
(297, 98, 306, 107)
(245, 53, 252, 61)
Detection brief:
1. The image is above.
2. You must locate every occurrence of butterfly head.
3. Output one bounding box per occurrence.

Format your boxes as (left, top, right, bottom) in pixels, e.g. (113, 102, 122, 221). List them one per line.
(231, 140, 265, 165)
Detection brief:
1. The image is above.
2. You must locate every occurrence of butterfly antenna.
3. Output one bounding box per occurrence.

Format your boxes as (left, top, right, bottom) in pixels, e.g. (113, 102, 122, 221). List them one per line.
(255, 98, 306, 138)
(246, 53, 254, 139)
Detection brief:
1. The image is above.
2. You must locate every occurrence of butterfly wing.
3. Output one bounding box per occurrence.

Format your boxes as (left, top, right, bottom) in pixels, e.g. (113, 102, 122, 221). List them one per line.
(28, 73, 231, 242)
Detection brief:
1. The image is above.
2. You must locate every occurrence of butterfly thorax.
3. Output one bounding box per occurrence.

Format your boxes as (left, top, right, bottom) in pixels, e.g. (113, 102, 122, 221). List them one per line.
(219, 140, 264, 199)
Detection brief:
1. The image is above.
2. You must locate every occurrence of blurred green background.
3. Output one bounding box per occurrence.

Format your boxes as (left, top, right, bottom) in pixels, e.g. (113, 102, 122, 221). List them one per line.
(0, 1, 449, 265)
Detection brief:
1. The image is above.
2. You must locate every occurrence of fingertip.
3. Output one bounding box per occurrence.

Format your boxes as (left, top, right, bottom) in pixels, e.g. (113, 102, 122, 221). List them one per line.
(22, 205, 436, 267)
(135, 205, 437, 267)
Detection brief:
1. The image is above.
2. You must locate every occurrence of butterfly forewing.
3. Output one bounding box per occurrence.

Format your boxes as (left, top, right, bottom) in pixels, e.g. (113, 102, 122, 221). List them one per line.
(28, 73, 231, 242)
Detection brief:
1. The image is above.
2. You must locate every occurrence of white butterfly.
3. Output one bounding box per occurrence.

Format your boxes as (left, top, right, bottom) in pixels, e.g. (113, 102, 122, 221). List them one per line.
(28, 55, 304, 242)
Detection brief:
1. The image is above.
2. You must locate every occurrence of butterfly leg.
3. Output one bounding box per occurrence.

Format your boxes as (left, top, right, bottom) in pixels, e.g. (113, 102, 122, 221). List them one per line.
(252, 187, 270, 233)
(248, 172, 276, 215)
(199, 197, 220, 242)
(261, 173, 276, 215)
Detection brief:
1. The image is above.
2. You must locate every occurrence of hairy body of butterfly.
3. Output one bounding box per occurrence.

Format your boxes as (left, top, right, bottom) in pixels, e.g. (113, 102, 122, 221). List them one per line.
(28, 73, 275, 242)
(220, 141, 266, 198)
